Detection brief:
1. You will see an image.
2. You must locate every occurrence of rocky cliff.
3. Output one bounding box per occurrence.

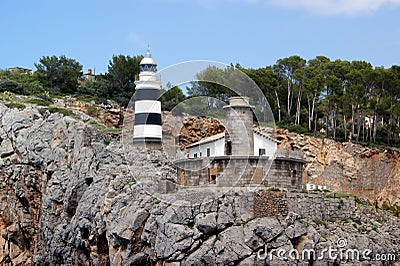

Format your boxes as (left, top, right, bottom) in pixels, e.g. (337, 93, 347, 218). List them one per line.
(177, 116, 400, 208)
(276, 129, 400, 208)
(0, 104, 399, 265)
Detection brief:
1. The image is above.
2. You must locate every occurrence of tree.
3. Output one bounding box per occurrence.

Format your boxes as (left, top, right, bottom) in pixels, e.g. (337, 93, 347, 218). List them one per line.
(161, 85, 186, 111)
(35, 55, 82, 94)
(105, 54, 143, 106)
(273, 56, 306, 118)
(107, 55, 142, 92)
(303, 65, 323, 131)
(386, 65, 400, 145)
(242, 67, 282, 121)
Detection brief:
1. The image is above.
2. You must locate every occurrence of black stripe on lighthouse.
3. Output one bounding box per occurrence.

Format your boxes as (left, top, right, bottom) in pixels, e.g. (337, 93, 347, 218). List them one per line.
(134, 113, 162, 125)
(135, 89, 161, 101)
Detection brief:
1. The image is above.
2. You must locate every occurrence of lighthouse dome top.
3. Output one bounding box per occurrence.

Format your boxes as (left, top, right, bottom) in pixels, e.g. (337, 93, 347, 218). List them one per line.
(140, 48, 157, 66)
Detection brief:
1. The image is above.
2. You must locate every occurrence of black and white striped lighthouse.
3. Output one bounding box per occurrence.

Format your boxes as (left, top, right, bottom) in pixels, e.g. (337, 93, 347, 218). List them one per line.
(133, 48, 162, 146)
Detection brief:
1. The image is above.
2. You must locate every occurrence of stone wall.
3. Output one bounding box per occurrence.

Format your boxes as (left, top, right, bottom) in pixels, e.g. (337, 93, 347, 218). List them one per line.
(253, 191, 355, 220)
(174, 150, 305, 190)
(286, 193, 355, 220)
(254, 191, 288, 218)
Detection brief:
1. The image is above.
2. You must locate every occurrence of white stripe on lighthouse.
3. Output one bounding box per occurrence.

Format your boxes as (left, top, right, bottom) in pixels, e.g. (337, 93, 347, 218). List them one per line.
(135, 100, 161, 114)
(133, 124, 162, 139)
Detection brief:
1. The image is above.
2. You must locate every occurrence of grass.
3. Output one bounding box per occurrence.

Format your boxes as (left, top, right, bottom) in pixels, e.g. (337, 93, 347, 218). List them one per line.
(382, 203, 400, 217)
(267, 187, 282, 192)
(85, 105, 98, 116)
(89, 121, 122, 133)
(76, 94, 98, 103)
(5, 102, 25, 110)
(0, 91, 15, 101)
(324, 192, 354, 199)
(127, 178, 137, 188)
(25, 98, 52, 106)
(314, 219, 327, 227)
(48, 107, 75, 116)
(352, 218, 362, 225)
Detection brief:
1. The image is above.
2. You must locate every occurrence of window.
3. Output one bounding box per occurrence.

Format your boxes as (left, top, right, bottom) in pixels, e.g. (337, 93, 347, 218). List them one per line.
(259, 148, 266, 156)
(200, 152, 202, 157)
(207, 148, 211, 157)
(227, 141, 232, 155)
(194, 153, 198, 158)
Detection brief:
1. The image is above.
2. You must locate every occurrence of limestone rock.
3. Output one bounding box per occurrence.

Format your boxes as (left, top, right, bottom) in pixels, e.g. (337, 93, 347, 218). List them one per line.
(0, 103, 399, 265)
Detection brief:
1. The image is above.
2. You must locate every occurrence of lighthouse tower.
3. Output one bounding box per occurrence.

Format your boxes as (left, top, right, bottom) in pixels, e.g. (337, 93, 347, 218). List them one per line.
(133, 48, 162, 146)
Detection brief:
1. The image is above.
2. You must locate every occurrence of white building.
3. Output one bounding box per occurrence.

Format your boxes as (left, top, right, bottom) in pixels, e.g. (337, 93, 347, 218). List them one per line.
(186, 128, 277, 159)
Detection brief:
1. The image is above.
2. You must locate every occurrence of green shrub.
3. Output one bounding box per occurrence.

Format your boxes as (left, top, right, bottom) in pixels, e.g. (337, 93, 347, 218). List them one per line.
(267, 187, 282, 192)
(0, 91, 15, 101)
(85, 105, 98, 116)
(6, 102, 25, 110)
(358, 226, 368, 233)
(36, 91, 54, 102)
(25, 98, 52, 106)
(314, 220, 327, 227)
(88, 121, 122, 133)
(48, 107, 74, 117)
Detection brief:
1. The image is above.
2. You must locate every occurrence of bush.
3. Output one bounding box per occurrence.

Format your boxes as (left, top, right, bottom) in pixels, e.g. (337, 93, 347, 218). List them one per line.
(85, 105, 98, 116)
(39, 107, 75, 117)
(25, 98, 52, 106)
(6, 102, 25, 110)
(314, 220, 327, 227)
(0, 79, 20, 94)
(37, 91, 54, 102)
(48, 107, 74, 117)
(267, 187, 282, 192)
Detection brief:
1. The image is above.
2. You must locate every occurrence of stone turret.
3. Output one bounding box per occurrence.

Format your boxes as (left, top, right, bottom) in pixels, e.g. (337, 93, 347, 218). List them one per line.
(223, 96, 255, 156)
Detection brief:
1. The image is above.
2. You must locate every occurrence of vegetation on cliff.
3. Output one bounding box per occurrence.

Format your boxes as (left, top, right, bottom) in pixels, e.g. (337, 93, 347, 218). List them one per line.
(2, 54, 400, 147)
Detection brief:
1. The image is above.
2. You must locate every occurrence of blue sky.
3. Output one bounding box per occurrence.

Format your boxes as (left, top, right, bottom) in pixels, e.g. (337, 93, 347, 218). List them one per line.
(1, 0, 400, 74)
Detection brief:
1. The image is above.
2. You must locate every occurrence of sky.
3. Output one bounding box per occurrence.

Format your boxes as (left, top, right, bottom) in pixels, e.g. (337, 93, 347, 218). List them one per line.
(1, 0, 400, 74)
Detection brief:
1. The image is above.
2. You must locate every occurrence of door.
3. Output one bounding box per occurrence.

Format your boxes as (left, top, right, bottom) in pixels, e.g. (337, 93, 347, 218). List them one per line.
(179, 169, 185, 186)
(209, 168, 218, 184)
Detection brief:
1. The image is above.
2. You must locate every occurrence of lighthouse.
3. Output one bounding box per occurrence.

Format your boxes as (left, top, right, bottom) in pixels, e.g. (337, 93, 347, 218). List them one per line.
(133, 48, 162, 147)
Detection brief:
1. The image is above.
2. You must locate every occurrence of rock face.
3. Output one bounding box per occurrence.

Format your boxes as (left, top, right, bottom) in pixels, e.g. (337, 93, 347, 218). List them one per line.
(178, 116, 225, 150)
(276, 129, 400, 207)
(178, 117, 400, 208)
(0, 104, 399, 265)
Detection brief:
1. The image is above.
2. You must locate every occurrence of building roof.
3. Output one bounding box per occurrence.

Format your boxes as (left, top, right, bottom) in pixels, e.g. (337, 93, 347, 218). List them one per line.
(186, 132, 225, 148)
(8, 67, 33, 73)
(140, 47, 157, 65)
(253, 127, 280, 144)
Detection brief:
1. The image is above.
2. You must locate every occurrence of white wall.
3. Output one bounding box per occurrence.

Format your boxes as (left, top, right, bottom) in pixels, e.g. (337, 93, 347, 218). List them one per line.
(188, 137, 225, 158)
(254, 133, 277, 158)
(188, 133, 277, 158)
